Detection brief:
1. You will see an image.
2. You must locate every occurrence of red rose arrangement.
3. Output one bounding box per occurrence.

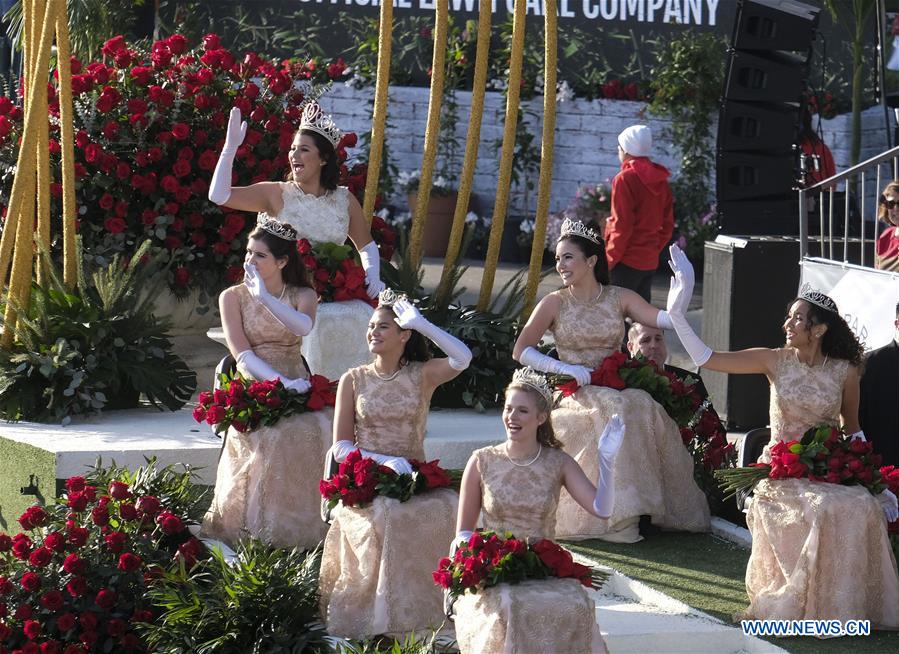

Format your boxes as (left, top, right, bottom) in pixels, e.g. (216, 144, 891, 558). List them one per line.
(716, 425, 889, 499)
(193, 372, 336, 436)
(554, 353, 735, 486)
(880, 466, 899, 562)
(319, 449, 460, 510)
(0, 468, 202, 653)
(432, 530, 608, 601)
(0, 32, 367, 296)
(296, 240, 374, 305)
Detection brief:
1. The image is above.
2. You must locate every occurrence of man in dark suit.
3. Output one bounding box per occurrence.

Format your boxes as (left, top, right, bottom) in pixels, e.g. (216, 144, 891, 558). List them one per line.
(860, 304, 899, 467)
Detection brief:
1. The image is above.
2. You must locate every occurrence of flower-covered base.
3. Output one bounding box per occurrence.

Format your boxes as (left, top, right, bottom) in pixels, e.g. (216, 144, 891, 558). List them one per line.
(301, 300, 373, 380)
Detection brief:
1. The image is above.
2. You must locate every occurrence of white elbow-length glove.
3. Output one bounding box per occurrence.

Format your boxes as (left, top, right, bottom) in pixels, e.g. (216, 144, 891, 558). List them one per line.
(244, 263, 313, 336)
(330, 440, 413, 475)
(235, 350, 310, 393)
(519, 346, 592, 387)
(359, 241, 386, 299)
(879, 489, 899, 523)
(392, 298, 472, 370)
(209, 107, 247, 205)
(593, 415, 625, 518)
(667, 245, 712, 367)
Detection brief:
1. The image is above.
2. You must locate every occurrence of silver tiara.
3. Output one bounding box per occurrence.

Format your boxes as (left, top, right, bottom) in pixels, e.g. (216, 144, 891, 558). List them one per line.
(299, 102, 342, 148)
(511, 366, 553, 402)
(799, 283, 839, 314)
(257, 216, 298, 241)
(560, 218, 601, 245)
(378, 288, 407, 307)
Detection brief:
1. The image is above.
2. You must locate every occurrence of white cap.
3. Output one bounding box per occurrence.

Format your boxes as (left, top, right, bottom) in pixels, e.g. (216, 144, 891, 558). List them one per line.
(618, 125, 652, 157)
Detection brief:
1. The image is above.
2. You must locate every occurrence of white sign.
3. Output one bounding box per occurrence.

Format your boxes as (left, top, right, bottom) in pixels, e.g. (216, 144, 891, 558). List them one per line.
(294, 0, 722, 26)
(800, 258, 899, 351)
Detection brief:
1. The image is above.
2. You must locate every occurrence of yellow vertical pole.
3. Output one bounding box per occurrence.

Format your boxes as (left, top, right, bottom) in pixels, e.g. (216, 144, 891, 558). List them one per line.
(477, 0, 526, 311)
(361, 0, 393, 226)
(522, 0, 558, 318)
(436, 2, 491, 307)
(2, 0, 58, 346)
(55, 2, 78, 287)
(408, 0, 449, 267)
(35, 0, 52, 285)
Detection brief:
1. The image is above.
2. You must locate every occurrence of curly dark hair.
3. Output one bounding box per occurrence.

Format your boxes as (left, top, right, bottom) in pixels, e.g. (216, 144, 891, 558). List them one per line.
(556, 219, 610, 285)
(505, 382, 563, 449)
(246, 226, 312, 289)
(291, 129, 340, 190)
(372, 306, 432, 364)
(798, 298, 864, 366)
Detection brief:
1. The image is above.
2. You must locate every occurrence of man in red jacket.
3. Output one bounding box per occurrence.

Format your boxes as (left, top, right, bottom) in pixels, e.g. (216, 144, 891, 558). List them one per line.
(605, 125, 674, 302)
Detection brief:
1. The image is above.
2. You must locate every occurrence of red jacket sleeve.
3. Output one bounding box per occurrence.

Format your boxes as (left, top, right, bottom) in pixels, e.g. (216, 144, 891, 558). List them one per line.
(606, 173, 636, 270)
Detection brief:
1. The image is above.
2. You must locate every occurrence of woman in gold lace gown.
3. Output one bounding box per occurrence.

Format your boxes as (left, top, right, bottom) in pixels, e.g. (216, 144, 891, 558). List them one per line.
(667, 247, 899, 627)
(202, 220, 332, 550)
(513, 219, 709, 542)
(452, 369, 622, 654)
(318, 292, 473, 638)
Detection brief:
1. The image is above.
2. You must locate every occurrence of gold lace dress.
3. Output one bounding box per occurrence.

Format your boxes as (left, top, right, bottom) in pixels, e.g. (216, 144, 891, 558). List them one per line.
(549, 287, 709, 541)
(744, 348, 899, 626)
(318, 362, 458, 638)
(258, 182, 372, 381)
(454, 445, 607, 654)
(202, 284, 332, 549)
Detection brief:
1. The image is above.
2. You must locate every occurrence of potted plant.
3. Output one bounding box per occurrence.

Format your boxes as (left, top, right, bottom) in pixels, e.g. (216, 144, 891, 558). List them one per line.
(399, 169, 458, 257)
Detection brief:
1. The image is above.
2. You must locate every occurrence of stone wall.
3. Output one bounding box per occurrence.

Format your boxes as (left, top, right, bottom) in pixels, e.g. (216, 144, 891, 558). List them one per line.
(319, 84, 893, 218)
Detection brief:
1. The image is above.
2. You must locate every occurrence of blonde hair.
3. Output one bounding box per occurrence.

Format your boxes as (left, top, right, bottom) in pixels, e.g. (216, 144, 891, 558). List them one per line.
(878, 181, 899, 223)
(505, 382, 563, 449)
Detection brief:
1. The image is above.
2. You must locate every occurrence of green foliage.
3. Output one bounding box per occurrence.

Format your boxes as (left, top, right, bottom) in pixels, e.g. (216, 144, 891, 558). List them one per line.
(87, 456, 209, 523)
(647, 31, 726, 262)
(0, 240, 196, 423)
(331, 631, 450, 654)
(137, 541, 327, 654)
(3, 0, 148, 60)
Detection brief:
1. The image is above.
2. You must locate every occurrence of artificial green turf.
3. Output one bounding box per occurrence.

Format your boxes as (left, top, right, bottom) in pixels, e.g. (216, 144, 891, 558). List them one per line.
(565, 532, 899, 654)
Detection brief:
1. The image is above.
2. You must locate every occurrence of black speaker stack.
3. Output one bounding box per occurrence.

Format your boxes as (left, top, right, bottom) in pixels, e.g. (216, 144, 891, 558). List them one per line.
(716, 0, 821, 236)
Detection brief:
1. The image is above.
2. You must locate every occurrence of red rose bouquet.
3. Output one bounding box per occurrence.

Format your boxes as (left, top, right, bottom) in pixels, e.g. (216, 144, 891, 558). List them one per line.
(553, 354, 734, 490)
(880, 465, 899, 561)
(0, 465, 203, 653)
(319, 449, 460, 510)
(432, 530, 608, 600)
(193, 372, 336, 436)
(715, 424, 887, 499)
(296, 240, 374, 305)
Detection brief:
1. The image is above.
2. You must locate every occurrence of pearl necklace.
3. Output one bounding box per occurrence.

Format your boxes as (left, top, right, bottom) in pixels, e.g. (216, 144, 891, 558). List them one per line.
(504, 443, 542, 467)
(568, 284, 603, 304)
(372, 365, 401, 381)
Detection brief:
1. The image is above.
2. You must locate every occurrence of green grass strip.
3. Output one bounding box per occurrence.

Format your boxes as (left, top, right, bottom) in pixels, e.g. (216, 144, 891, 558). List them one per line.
(565, 533, 899, 654)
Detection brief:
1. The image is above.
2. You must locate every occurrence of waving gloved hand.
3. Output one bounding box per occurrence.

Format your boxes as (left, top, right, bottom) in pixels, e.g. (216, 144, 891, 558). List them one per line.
(243, 263, 270, 301)
(391, 297, 473, 370)
(243, 263, 314, 336)
(392, 297, 428, 331)
(209, 107, 248, 205)
(666, 244, 695, 318)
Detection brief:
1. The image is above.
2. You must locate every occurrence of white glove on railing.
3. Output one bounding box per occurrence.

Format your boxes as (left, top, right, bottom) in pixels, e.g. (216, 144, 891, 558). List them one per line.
(666, 249, 712, 367)
(519, 346, 592, 387)
(593, 415, 624, 518)
(359, 241, 386, 299)
(244, 263, 313, 336)
(392, 298, 472, 370)
(879, 489, 899, 523)
(235, 350, 309, 392)
(331, 440, 413, 474)
(208, 107, 246, 205)
(849, 430, 867, 442)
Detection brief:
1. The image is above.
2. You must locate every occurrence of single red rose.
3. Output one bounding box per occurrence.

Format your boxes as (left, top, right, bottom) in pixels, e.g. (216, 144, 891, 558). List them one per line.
(119, 502, 138, 521)
(0, 533, 11, 552)
(28, 547, 52, 568)
(41, 640, 62, 654)
(78, 611, 98, 632)
(23, 619, 41, 640)
(39, 591, 64, 611)
(90, 506, 109, 526)
(63, 553, 86, 575)
(135, 495, 162, 516)
(117, 552, 142, 572)
(20, 572, 41, 592)
(17, 506, 49, 531)
(104, 217, 127, 234)
(94, 588, 117, 609)
(56, 612, 76, 632)
(103, 531, 126, 553)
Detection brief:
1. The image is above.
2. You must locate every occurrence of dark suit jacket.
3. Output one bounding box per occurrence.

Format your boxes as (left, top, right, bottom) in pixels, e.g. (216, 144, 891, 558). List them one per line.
(860, 340, 899, 467)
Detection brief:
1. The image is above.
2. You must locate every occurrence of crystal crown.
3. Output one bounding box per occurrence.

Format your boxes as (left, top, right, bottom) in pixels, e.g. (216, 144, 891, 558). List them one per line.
(560, 218, 601, 245)
(511, 366, 553, 402)
(257, 216, 298, 241)
(299, 102, 342, 149)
